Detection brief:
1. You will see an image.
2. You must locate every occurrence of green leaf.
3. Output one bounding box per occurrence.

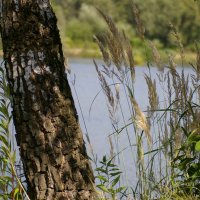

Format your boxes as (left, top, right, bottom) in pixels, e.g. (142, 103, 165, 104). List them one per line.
(102, 155, 107, 163)
(0, 104, 9, 119)
(0, 194, 9, 200)
(97, 175, 108, 183)
(95, 168, 107, 174)
(108, 188, 114, 194)
(11, 151, 16, 163)
(173, 155, 184, 162)
(187, 165, 197, 177)
(1, 146, 10, 157)
(100, 161, 106, 165)
(0, 135, 9, 147)
(178, 157, 194, 170)
(13, 187, 20, 197)
(110, 171, 122, 177)
(109, 168, 120, 171)
(195, 140, 200, 151)
(0, 176, 12, 183)
(115, 186, 126, 193)
(107, 159, 116, 167)
(188, 131, 200, 143)
(111, 175, 120, 187)
(96, 184, 109, 193)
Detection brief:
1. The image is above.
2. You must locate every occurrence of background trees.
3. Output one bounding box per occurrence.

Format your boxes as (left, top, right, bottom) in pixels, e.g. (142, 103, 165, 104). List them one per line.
(1, 0, 199, 56)
(51, 0, 200, 50)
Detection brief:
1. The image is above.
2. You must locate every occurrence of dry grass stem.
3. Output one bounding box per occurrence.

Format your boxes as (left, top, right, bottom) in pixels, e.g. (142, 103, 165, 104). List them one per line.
(130, 95, 152, 145)
(94, 60, 119, 124)
(92, 7, 200, 199)
(148, 41, 164, 71)
(169, 22, 185, 62)
(144, 74, 159, 115)
(93, 35, 111, 67)
(132, 4, 145, 40)
(96, 10, 135, 81)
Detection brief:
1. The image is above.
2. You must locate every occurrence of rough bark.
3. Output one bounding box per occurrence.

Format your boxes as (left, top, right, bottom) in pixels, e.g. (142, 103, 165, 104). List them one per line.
(0, 0, 97, 199)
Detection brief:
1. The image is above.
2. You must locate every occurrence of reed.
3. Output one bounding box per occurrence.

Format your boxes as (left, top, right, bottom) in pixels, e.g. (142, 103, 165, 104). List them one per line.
(0, 2, 199, 200)
(93, 5, 200, 200)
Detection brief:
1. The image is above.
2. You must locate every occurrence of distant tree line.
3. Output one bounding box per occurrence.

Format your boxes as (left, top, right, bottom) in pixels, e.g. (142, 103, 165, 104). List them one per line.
(0, 0, 198, 51)
(52, 0, 200, 50)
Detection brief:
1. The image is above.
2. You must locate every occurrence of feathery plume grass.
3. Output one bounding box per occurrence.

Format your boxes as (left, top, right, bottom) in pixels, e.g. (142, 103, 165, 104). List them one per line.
(132, 4, 145, 40)
(93, 34, 111, 67)
(129, 90, 152, 145)
(144, 74, 159, 115)
(96, 9, 135, 81)
(169, 22, 185, 62)
(148, 41, 163, 71)
(93, 6, 200, 200)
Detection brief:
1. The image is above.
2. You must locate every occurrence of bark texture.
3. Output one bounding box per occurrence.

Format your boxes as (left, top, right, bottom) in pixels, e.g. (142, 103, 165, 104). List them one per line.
(0, 0, 97, 199)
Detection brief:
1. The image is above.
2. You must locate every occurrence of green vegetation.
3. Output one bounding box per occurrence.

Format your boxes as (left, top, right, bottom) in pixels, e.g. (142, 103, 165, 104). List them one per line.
(96, 156, 126, 199)
(86, 5, 200, 199)
(50, 0, 200, 62)
(0, 0, 200, 199)
(1, 0, 198, 61)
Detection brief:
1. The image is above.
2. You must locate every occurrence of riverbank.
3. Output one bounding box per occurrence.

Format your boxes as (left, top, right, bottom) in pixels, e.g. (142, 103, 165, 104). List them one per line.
(64, 46, 197, 66)
(0, 47, 197, 66)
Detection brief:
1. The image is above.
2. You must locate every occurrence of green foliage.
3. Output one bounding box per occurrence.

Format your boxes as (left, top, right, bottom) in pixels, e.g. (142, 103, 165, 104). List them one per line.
(95, 156, 126, 200)
(66, 18, 93, 42)
(173, 127, 200, 195)
(0, 66, 29, 200)
(65, 4, 106, 43)
(53, 0, 200, 54)
(1, 1, 199, 199)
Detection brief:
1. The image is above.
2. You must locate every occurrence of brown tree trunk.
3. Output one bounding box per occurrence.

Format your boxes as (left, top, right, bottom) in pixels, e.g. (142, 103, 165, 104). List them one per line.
(0, 0, 97, 199)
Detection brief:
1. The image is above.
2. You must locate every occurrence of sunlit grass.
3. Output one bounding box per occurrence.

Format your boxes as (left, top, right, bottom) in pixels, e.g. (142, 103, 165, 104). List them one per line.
(90, 6, 200, 200)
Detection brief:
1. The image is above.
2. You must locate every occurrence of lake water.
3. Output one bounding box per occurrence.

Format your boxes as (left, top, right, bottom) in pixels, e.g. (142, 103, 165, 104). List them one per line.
(1, 57, 196, 189)
(68, 58, 150, 155)
(67, 58, 195, 186)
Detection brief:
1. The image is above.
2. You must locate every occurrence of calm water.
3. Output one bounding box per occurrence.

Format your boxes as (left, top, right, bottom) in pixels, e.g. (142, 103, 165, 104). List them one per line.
(1, 58, 195, 187)
(68, 58, 195, 185)
(68, 58, 150, 156)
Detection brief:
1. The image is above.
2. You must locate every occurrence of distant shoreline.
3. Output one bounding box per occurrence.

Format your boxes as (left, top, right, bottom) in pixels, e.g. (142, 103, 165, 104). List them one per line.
(0, 48, 197, 66)
(64, 47, 101, 59)
(59, 48, 198, 66)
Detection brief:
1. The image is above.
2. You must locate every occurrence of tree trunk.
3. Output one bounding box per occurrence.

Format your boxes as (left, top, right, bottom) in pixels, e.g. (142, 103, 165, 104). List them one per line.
(0, 0, 97, 199)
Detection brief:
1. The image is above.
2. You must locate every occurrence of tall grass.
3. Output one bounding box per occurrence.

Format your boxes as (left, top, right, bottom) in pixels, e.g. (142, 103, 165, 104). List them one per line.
(0, 3, 200, 200)
(93, 4, 200, 200)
